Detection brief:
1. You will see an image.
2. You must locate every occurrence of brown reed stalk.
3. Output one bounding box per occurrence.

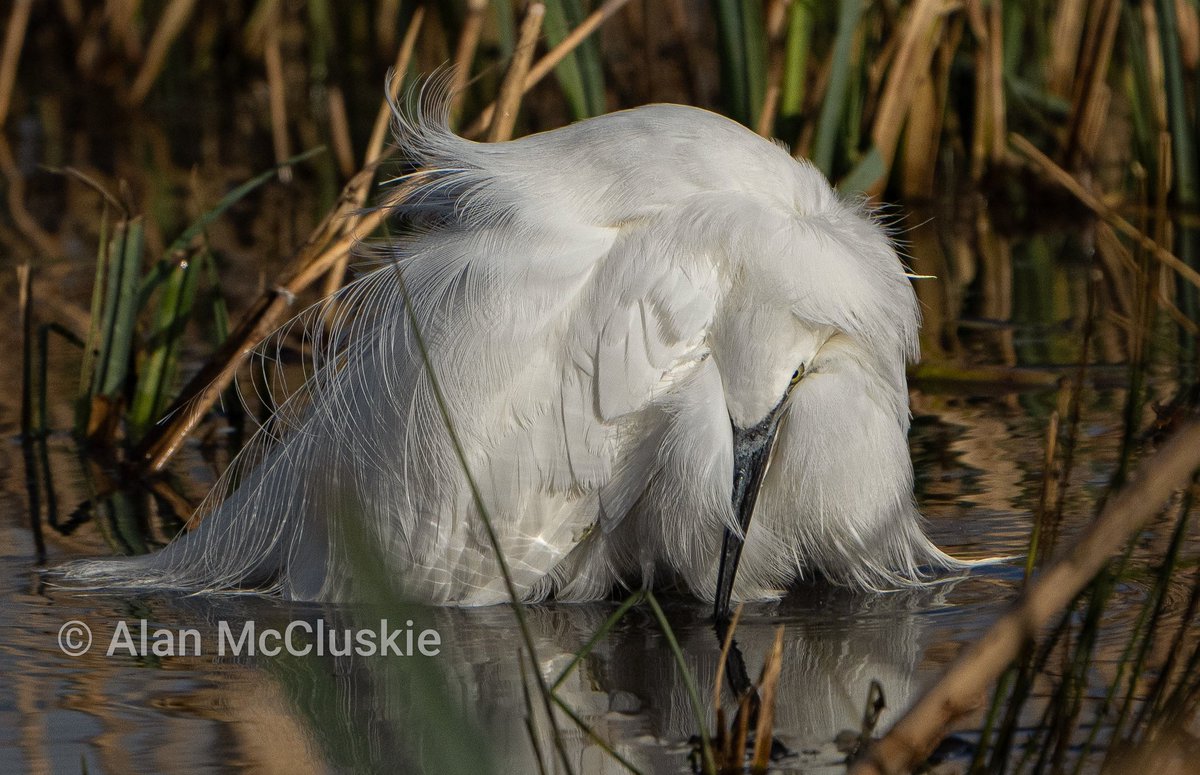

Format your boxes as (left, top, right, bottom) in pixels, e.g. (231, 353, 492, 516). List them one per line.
(105, 0, 143, 59)
(365, 7, 425, 168)
(466, 0, 635, 138)
(488, 3, 545, 143)
(449, 0, 489, 124)
(0, 0, 31, 128)
(749, 627, 785, 771)
(319, 7, 424, 300)
(851, 420, 1200, 775)
(140, 205, 387, 473)
(866, 0, 947, 195)
(263, 16, 293, 183)
(712, 603, 745, 711)
(1048, 0, 1088, 97)
(327, 86, 356, 178)
(755, 0, 790, 138)
(127, 0, 199, 106)
(1065, 0, 1120, 167)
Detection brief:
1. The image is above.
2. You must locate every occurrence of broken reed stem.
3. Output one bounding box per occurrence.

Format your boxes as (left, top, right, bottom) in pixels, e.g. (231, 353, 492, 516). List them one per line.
(0, 0, 32, 127)
(851, 421, 1200, 775)
(487, 3, 545, 143)
(466, 0, 635, 138)
(1009, 132, 1200, 291)
(127, 0, 198, 105)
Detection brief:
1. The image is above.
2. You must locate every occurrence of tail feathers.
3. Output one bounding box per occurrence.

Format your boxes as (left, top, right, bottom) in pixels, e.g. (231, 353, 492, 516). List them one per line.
(54, 525, 286, 596)
(812, 517, 1011, 593)
(51, 473, 312, 596)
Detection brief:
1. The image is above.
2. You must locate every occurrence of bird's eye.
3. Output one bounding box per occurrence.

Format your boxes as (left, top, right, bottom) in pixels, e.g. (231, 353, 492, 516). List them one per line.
(789, 364, 805, 388)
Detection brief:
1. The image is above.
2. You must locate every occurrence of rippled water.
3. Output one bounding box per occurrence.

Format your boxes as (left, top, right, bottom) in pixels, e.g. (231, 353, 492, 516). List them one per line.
(0, 57, 1190, 770)
(2, 259, 1163, 773)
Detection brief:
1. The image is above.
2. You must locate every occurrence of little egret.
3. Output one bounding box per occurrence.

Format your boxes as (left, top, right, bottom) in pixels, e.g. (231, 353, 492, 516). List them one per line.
(63, 98, 972, 612)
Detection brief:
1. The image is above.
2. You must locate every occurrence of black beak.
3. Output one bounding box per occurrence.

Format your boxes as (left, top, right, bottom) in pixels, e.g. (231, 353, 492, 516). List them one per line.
(713, 407, 787, 622)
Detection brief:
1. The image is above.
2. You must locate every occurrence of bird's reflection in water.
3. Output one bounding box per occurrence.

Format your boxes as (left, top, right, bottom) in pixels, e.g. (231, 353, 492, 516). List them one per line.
(209, 583, 951, 773)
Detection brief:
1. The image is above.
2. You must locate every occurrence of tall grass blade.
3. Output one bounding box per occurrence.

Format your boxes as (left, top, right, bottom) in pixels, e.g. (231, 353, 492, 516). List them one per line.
(778, 0, 815, 138)
(542, 0, 606, 119)
(1156, 0, 1199, 206)
(811, 0, 864, 176)
(76, 212, 110, 436)
(128, 252, 201, 441)
(644, 592, 715, 775)
(87, 217, 144, 440)
(712, 0, 767, 128)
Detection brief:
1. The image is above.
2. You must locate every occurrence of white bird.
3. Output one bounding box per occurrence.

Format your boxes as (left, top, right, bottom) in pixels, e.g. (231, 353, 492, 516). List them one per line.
(63, 97, 972, 612)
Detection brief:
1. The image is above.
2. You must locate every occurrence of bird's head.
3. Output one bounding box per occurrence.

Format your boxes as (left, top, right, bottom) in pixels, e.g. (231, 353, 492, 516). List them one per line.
(699, 193, 920, 621)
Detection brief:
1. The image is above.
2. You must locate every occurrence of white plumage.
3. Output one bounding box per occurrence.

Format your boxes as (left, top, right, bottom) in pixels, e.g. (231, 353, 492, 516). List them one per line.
(63, 98, 968, 605)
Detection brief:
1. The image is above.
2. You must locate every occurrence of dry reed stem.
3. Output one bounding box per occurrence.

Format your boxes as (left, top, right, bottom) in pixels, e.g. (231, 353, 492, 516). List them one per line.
(327, 86, 356, 178)
(488, 3, 544, 143)
(1142, 0, 1170, 137)
(466, 0, 635, 138)
(909, 14, 961, 196)
(127, 0, 198, 106)
(1065, 0, 1119, 165)
(731, 692, 753, 772)
(713, 603, 745, 711)
(263, 20, 292, 184)
(1010, 133, 1200, 291)
(449, 0, 489, 123)
(0, 0, 31, 128)
(851, 420, 1200, 775)
(866, 0, 948, 195)
(966, 0, 1005, 181)
(1178, 0, 1200, 67)
(900, 60, 938, 197)
(1029, 380, 1072, 575)
(755, 0, 790, 138)
(141, 206, 387, 472)
(106, 0, 142, 59)
(364, 7, 425, 168)
(750, 626, 785, 771)
(1048, 0, 1088, 97)
(985, 1, 1004, 165)
(318, 8, 423, 301)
